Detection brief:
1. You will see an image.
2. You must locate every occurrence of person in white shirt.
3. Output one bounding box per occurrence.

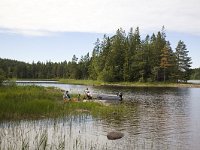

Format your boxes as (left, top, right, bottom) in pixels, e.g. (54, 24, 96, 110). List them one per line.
(84, 88, 92, 99)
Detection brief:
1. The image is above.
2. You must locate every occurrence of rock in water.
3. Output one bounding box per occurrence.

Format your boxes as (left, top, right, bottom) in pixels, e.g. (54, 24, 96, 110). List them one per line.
(107, 132, 124, 140)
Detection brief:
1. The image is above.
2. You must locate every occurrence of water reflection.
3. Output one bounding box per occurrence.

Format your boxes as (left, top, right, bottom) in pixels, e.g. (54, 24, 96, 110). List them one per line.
(3, 82, 200, 149)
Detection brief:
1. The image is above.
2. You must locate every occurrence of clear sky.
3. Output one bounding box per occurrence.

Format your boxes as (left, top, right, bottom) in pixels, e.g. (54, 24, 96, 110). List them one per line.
(0, 0, 200, 68)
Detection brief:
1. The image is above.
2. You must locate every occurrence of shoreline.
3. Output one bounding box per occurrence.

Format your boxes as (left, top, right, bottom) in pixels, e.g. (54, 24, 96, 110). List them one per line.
(101, 83, 200, 88)
(11, 79, 200, 88)
(58, 79, 200, 88)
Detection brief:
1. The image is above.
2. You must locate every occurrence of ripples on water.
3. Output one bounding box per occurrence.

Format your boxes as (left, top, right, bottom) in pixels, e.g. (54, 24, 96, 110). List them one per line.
(2, 82, 200, 149)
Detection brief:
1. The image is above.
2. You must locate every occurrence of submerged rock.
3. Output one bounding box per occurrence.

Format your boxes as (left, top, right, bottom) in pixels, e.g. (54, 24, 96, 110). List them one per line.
(107, 131, 124, 140)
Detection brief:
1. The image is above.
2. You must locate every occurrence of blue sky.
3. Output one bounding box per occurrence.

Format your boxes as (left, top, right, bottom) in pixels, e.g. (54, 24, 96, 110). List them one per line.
(0, 0, 200, 68)
(0, 31, 104, 63)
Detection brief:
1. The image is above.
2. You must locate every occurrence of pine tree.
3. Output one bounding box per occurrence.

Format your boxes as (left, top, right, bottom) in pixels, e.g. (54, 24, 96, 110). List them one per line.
(89, 38, 101, 80)
(129, 27, 141, 81)
(175, 40, 192, 82)
(160, 42, 173, 82)
(104, 28, 126, 81)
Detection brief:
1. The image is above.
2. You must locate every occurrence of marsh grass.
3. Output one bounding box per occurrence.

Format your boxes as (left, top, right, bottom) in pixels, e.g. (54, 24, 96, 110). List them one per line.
(70, 101, 129, 119)
(0, 85, 65, 120)
(0, 85, 132, 121)
(0, 85, 138, 149)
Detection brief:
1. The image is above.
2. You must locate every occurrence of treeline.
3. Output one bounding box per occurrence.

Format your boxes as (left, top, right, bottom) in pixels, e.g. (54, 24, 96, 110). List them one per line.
(190, 68, 200, 80)
(89, 27, 192, 82)
(0, 27, 193, 83)
(0, 55, 90, 79)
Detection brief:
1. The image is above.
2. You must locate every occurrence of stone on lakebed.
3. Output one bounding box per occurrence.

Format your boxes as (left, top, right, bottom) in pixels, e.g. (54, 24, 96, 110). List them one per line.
(107, 131, 124, 140)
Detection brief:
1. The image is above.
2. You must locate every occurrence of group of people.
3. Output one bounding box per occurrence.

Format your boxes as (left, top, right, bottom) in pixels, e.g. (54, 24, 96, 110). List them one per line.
(63, 88, 123, 102)
(63, 88, 93, 102)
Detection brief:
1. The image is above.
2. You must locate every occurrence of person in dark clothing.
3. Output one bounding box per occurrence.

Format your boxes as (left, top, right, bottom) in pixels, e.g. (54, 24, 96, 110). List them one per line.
(63, 90, 71, 102)
(118, 92, 123, 101)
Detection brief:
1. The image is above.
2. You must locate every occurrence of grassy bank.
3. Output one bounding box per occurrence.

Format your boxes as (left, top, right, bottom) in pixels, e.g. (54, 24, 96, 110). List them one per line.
(0, 85, 63, 120)
(0, 85, 129, 120)
(58, 79, 200, 88)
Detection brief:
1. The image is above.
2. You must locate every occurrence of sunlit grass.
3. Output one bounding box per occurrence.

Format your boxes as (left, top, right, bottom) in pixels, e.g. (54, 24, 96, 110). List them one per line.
(0, 85, 138, 149)
(0, 85, 132, 120)
(0, 85, 64, 120)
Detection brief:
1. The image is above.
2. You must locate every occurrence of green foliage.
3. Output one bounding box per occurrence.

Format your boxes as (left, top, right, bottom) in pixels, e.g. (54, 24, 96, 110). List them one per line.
(190, 68, 200, 80)
(160, 42, 175, 82)
(59, 79, 104, 85)
(175, 40, 192, 82)
(0, 85, 131, 120)
(0, 69, 6, 85)
(0, 85, 63, 120)
(0, 26, 192, 83)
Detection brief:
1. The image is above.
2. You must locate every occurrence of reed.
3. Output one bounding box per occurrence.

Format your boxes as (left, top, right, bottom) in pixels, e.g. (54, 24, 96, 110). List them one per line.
(0, 85, 131, 121)
(0, 85, 66, 120)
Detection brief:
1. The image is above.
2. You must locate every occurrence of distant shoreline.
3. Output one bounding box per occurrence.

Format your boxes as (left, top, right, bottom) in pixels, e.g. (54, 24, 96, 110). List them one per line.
(12, 79, 200, 88)
(58, 79, 200, 88)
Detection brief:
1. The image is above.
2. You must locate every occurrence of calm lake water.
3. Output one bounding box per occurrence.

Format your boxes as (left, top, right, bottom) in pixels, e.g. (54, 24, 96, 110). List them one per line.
(1, 82, 200, 149)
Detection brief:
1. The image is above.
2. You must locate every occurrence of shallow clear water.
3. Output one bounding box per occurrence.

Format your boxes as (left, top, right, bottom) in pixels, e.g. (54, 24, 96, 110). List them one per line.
(1, 82, 200, 149)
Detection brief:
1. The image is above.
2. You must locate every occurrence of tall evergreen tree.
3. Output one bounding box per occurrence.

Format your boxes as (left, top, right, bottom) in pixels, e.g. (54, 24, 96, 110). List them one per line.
(101, 28, 126, 81)
(89, 38, 101, 80)
(129, 27, 141, 81)
(0, 27, 193, 83)
(175, 40, 192, 82)
(160, 42, 173, 82)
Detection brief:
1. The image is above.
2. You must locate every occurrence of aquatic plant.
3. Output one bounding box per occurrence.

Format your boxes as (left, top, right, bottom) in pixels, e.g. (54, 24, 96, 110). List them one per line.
(0, 85, 133, 121)
(0, 85, 65, 120)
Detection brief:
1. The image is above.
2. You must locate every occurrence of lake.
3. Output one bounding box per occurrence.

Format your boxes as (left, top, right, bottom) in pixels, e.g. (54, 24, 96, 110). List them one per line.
(1, 82, 200, 149)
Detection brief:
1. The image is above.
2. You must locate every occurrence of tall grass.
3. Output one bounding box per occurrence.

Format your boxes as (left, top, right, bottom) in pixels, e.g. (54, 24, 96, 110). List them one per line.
(0, 85, 65, 120)
(0, 85, 139, 149)
(0, 85, 131, 121)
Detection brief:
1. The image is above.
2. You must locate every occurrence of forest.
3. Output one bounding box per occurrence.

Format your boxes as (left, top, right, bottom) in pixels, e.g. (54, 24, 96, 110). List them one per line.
(0, 27, 194, 83)
(190, 68, 200, 80)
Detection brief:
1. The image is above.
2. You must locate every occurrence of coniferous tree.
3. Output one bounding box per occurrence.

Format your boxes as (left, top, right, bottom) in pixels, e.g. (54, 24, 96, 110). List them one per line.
(97, 36, 112, 81)
(0, 27, 193, 83)
(101, 28, 126, 81)
(89, 38, 101, 80)
(175, 40, 192, 82)
(68, 55, 78, 79)
(190, 68, 200, 80)
(129, 27, 141, 81)
(160, 42, 173, 82)
(139, 35, 152, 81)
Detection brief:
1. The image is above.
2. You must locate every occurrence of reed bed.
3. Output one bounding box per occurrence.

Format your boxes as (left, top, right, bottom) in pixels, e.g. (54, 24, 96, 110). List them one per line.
(0, 85, 131, 121)
(0, 85, 141, 150)
(0, 85, 65, 120)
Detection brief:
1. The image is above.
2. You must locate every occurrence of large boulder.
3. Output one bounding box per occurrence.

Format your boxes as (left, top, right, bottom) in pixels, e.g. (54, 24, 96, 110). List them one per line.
(107, 131, 124, 140)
